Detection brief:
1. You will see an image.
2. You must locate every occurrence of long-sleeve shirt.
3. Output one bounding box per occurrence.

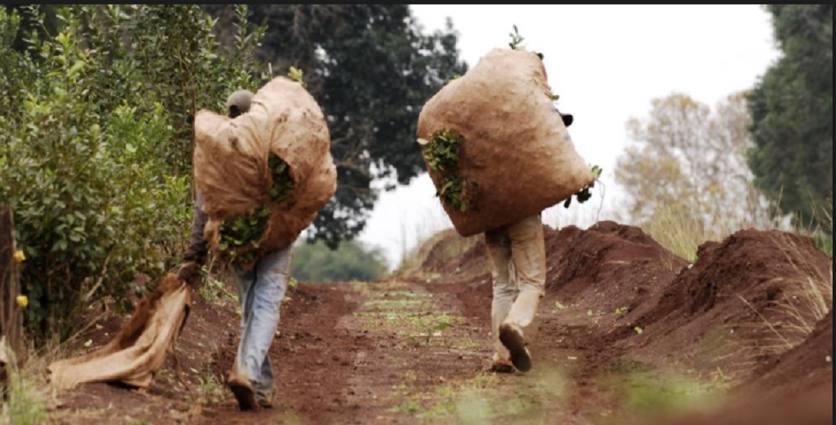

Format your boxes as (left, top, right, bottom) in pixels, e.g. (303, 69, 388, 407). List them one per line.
(184, 191, 209, 264)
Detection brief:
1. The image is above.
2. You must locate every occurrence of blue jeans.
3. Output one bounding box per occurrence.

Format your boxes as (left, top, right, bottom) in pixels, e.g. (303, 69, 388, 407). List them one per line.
(234, 246, 292, 400)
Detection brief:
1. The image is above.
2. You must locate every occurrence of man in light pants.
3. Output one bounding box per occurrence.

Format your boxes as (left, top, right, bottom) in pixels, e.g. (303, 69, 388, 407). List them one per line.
(485, 214, 545, 373)
(487, 109, 573, 374)
(178, 89, 291, 410)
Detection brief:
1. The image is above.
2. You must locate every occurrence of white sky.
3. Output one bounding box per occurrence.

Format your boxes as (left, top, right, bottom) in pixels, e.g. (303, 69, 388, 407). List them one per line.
(356, 5, 781, 268)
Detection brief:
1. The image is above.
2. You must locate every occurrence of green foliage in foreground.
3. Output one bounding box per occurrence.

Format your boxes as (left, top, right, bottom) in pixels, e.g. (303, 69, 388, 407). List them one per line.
(0, 5, 263, 338)
(292, 240, 388, 283)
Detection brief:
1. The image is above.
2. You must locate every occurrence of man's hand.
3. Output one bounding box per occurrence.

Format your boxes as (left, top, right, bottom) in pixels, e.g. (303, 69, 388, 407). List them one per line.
(177, 261, 203, 287)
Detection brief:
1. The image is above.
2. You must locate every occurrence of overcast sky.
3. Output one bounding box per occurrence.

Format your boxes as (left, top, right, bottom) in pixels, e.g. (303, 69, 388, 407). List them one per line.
(356, 5, 781, 268)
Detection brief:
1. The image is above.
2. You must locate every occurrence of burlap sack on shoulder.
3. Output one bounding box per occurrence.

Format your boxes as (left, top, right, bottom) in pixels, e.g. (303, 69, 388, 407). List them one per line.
(417, 48, 594, 236)
(193, 77, 337, 259)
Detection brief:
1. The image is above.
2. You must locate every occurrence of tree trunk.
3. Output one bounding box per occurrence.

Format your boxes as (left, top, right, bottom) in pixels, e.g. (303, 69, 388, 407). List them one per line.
(1, 205, 23, 396)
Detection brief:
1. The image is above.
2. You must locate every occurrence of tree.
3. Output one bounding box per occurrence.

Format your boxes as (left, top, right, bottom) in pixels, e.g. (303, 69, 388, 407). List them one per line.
(616, 93, 771, 235)
(291, 240, 387, 282)
(205, 5, 468, 247)
(747, 5, 833, 231)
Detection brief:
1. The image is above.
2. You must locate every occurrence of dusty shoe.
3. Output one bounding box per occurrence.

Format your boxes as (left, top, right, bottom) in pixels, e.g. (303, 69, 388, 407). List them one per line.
(499, 323, 532, 372)
(256, 391, 275, 409)
(227, 369, 259, 411)
(489, 358, 515, 374)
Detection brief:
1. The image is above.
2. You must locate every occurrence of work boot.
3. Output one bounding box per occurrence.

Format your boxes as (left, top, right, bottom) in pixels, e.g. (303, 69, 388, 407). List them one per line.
(227, 368, 259, 411)
(499, 323, 532, 372)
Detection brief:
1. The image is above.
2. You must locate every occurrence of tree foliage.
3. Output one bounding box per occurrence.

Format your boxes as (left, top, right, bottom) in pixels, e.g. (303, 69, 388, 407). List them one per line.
(0, 5, 264, 338)
(205, 5, 468, 247)
(291, 240, 387, 282)
(616, 93, 772, 234)
(747, 5, 833, 231)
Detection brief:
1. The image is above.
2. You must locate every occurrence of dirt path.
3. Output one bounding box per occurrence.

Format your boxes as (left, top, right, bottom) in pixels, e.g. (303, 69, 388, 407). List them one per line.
(48, 223, 832, 424)
(53, 277, 639, 425)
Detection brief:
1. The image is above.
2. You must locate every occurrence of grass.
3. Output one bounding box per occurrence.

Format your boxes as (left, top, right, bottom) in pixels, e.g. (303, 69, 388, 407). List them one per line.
(1, 342, 48, 425)
(392, 368, 570, 424)
(642, 204, 727, 263)
(600, 369, 729, 421)
(733, 231, 833, 367)
(196, 370, 224, 406)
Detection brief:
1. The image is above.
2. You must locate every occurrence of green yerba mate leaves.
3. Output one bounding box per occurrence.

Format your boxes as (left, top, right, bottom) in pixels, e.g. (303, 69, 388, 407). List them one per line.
(287, 66, 305, 87)
(564, 165, 603, 209)
(420, 129, 474, 212)
(218, 204, 271, 264)
(268, 153, 294, 202)
(509, 25, 525, 50)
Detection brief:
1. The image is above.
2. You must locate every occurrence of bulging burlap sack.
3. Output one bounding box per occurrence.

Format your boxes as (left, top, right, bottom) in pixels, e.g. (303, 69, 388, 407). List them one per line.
(193, 77, 337, 261)
(48, 275, 191, 391)
(417, 48, 594, 236)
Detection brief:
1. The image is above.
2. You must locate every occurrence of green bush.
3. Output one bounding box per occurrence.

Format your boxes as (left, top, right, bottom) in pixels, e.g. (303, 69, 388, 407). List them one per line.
(292, 240, 388, 282)
(0, 6, 264, 339)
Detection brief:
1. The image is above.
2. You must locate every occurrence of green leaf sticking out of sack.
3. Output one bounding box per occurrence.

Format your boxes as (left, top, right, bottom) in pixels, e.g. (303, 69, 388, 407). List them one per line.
(218, 204, 271, 265)
(564, 165, 602, 209)
(509, 25, 525, 50)
(287, 66, 305, 87)
(268, 153, 294, 202)
(420, 129, 475, 212)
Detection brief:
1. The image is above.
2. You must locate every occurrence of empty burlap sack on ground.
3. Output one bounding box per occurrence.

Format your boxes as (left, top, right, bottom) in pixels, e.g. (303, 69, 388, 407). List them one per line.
(48, 275, 191, 391)
(417, 48, 594, 236)
(193, 77, 337, 260)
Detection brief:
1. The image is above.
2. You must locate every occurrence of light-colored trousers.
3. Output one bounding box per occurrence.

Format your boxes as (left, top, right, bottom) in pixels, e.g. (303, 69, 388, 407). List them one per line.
(484, 214, 546, 361)
(234, 246, 292, 400)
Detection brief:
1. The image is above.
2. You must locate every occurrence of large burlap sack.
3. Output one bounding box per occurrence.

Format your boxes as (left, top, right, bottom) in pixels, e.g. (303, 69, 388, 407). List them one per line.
(48, 275, 191, 391)
(193, 77, 337, 264)
(417, 48, 594, 236)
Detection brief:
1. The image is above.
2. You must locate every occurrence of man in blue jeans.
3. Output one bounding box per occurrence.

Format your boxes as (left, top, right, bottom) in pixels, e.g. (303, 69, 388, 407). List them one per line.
(177, 89, 290, 411)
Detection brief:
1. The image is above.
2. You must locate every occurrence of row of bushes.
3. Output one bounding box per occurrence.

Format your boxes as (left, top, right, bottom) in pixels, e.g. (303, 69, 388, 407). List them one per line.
(0, 5, 265, 338)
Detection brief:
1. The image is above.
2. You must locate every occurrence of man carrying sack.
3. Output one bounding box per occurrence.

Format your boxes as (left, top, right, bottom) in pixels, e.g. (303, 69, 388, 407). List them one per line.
(417, 48, 594, 374)
(180, 79, 336, 410)
(484, 108, 576, 374)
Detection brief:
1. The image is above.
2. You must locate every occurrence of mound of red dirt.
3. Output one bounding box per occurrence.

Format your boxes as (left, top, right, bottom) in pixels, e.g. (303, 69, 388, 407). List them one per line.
(656, 313, 833, 425)
(543, 221, 687, 313)
(744, 310, 832, 397)
(415, 222, 831, 380)
(618, 228, 831, 377)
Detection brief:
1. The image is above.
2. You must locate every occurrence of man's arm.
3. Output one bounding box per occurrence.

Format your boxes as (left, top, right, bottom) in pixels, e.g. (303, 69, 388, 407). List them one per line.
(178, 191, 209, 285)
(184, 191, 209, 263)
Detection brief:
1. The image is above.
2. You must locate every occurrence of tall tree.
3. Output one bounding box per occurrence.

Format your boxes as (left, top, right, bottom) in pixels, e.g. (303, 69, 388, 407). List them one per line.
(205, 5, 468, 247)
(616, 93, 771, 234)
(747, 5, 833, 231)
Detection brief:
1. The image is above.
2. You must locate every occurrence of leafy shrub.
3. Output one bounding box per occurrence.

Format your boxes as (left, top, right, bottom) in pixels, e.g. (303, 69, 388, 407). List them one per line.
(0, 5, 264, 339)
(292, 240, 388, 282)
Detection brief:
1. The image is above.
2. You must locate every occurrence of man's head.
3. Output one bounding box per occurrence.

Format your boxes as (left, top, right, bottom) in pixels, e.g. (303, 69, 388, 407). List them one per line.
(226, 89, 254, 118)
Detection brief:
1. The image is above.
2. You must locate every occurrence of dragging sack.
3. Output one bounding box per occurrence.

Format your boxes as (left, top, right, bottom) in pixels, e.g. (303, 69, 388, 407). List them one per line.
(48, 275, 190, 390)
